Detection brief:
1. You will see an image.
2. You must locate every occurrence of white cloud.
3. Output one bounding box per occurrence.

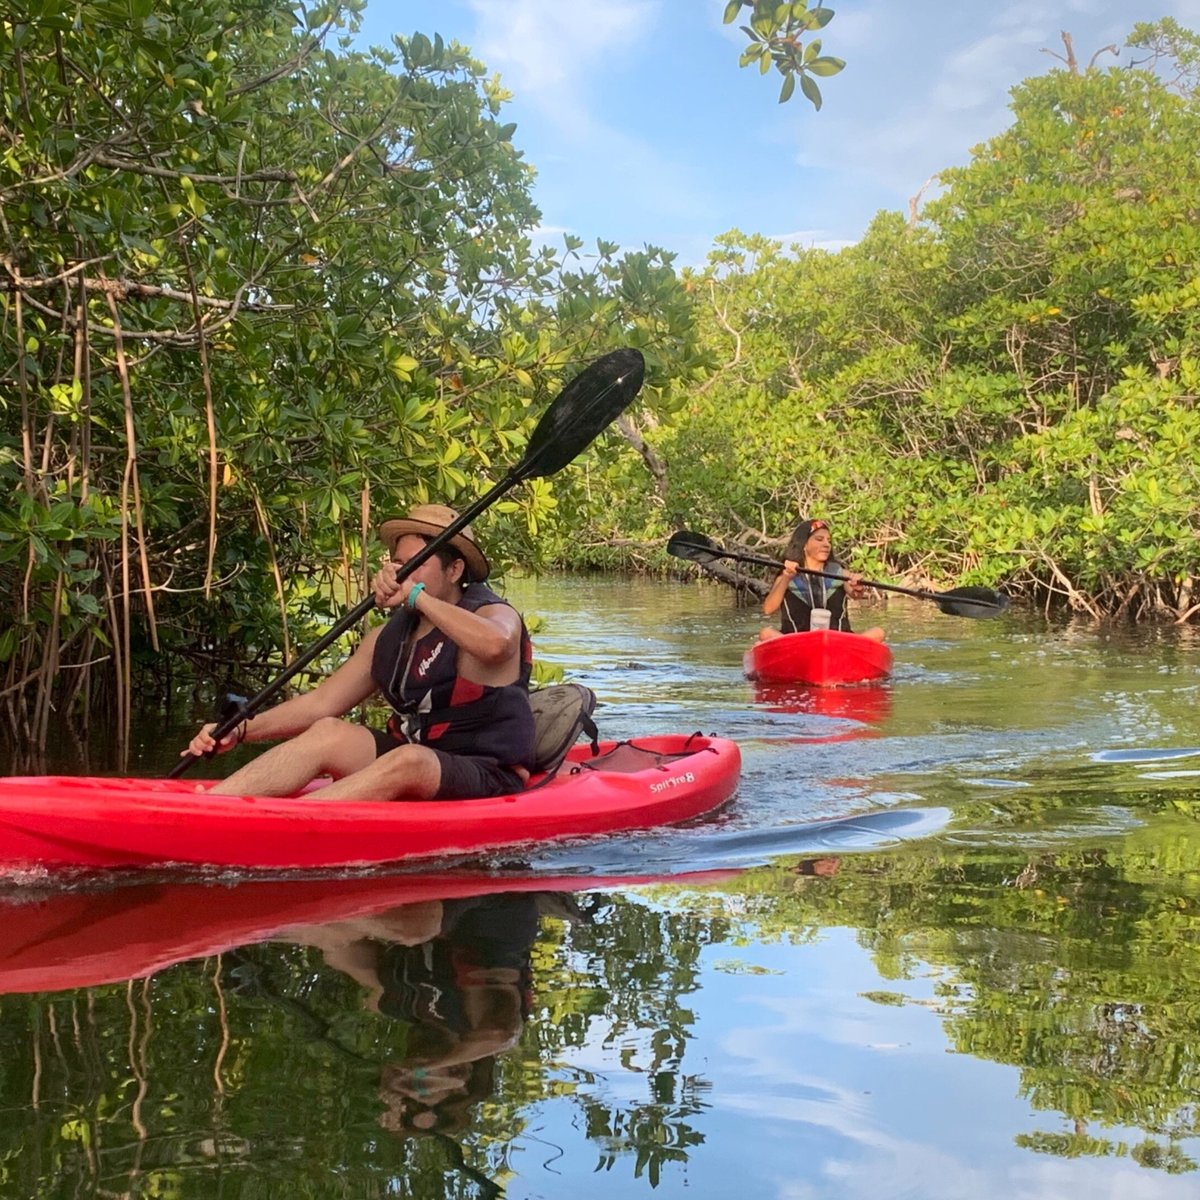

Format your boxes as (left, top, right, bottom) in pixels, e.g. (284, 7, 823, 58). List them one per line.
(800, 0, 1200, 217)
(931, 31, 1047, 113)
(466, 0, 654, 105)
(782, 0, 1150, 221)
(827, 9, 879, 53)
(461, 0, 719, 235)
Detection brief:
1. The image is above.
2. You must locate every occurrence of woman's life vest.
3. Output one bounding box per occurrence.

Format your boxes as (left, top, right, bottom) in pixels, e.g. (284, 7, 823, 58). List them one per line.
(781, 561, 852, 633)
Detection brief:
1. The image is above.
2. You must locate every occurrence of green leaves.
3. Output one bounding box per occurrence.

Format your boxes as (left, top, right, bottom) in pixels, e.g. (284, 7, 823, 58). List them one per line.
(570, 44, 1200, 621)
(726, 0, 844, 109)
(807, 55, 845, 77)
(5, 0, 679, 732)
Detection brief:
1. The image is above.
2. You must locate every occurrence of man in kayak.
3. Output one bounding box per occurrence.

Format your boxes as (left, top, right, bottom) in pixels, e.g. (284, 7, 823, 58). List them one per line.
(759, 517, 886, 642)
(183, 504, 535, 800)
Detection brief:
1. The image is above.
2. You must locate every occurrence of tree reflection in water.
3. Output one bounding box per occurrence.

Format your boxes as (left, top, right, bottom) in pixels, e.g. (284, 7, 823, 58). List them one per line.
(2, 822, 1200, 1196)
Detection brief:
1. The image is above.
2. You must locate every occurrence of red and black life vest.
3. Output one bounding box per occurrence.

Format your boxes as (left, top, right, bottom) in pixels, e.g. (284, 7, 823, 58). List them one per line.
(370, 583, 535, 767)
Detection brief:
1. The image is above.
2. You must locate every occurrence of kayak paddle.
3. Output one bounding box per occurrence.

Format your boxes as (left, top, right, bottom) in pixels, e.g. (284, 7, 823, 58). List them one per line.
(666, 530, 1009, 619)
(171, 349, 646, 779)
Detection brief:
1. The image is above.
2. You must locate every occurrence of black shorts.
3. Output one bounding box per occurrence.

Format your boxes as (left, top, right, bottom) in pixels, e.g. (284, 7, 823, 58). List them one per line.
(371, 729, 526, 801)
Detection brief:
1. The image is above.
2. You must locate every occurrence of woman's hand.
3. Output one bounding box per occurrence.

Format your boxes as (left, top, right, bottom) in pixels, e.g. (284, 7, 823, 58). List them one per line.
(781, 558, 800, 578)
(844, 572, 866, 600)
(183, 722, 241, 758)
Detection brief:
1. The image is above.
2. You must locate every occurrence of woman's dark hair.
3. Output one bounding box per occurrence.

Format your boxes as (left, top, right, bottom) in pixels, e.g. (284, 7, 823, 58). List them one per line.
(785, 518, 830, 563)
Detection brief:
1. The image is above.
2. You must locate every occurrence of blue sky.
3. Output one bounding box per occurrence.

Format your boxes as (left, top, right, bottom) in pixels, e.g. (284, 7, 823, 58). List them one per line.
(358, 2, 1200, 266)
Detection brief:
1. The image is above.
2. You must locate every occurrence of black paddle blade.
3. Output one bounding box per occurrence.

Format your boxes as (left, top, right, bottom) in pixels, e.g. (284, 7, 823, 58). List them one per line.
(518, 348, 645, 479)
(935, 586, 1009, 619)
(666, 530, 724, 564)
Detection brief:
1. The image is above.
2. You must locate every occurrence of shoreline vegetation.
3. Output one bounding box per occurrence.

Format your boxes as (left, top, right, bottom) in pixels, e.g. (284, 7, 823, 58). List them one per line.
(3, 6, 1199, 751)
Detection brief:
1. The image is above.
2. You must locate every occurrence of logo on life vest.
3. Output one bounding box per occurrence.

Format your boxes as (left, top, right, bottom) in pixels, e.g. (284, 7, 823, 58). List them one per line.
(416, 640, 445, 677)
(650, 772, 695, 793)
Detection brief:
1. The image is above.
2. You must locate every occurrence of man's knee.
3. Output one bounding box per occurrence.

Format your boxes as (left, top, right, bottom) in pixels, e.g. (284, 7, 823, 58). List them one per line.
(375, 744, 441, 797)
(296, 717, 375, 777)
(312, 715, 349, 736)
(294, 716, 354, 748)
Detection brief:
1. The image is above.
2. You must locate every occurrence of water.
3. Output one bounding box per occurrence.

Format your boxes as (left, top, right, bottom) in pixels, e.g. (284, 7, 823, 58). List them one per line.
(2, 574, 1199, 1198)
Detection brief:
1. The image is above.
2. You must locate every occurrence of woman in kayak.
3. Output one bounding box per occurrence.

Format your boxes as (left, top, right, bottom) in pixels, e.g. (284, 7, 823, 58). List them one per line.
(759, 517, 885, 642)
(182, 504, 535, 801)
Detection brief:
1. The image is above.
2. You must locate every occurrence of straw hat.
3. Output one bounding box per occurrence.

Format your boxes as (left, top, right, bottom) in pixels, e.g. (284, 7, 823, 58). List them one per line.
(378, 504, 489, 582)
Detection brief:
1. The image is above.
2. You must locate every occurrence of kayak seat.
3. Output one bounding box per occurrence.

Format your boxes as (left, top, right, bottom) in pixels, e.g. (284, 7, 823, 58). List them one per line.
(570, 733, 717, 776)
(524, 683, 601, 788)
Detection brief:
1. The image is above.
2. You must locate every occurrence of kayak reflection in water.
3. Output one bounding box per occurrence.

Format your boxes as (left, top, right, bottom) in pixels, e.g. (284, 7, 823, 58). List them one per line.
(759, 518, 886, 643)
(288, 891, 576, 1137)
(182, 504, 536, 802)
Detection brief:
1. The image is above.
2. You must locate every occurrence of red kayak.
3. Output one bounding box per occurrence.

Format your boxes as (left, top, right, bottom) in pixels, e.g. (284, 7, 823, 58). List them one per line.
(0, 867, 739, 994)
(0, 735, 740, 874)
(744, 630, 893, 686)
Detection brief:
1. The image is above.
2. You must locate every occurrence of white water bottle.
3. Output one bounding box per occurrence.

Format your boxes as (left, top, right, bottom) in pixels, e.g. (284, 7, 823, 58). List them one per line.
(809, 607, 832, 631)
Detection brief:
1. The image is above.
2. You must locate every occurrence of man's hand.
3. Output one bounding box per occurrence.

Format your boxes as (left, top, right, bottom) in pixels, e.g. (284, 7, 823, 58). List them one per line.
(372, 560, 409, 609)
(183, 721, 242, 757)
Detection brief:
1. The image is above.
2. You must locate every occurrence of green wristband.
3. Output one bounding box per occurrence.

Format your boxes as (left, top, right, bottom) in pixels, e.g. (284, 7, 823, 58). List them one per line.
(406, 582, 426, 610)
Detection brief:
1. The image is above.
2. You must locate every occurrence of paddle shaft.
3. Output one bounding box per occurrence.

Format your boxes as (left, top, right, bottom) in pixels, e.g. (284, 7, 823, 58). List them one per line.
(681, 541, 995, 609)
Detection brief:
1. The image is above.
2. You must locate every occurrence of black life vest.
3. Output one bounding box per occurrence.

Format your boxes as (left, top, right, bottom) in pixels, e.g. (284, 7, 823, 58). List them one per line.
(780, 561, 852, 633)
(370, 582, 534, 766)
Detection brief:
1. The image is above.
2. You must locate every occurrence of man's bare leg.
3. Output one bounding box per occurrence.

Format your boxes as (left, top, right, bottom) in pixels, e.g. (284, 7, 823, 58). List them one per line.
(210, 718, 376, 796)
(306, 743, 442, 801)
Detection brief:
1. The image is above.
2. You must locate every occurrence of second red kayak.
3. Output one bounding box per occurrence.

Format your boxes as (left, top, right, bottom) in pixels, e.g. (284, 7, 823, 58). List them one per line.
(744, 630, 893, 687)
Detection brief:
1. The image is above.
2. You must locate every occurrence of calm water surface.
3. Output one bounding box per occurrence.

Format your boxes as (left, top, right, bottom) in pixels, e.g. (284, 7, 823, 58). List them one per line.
(2, 574, 1199, 1198)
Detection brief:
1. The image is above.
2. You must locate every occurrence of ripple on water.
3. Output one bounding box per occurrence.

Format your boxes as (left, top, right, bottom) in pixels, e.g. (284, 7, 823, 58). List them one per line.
(960, 778, 1032, 789)
(944, 802, 1145, 848)
(1091, 746, 1200, 763)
